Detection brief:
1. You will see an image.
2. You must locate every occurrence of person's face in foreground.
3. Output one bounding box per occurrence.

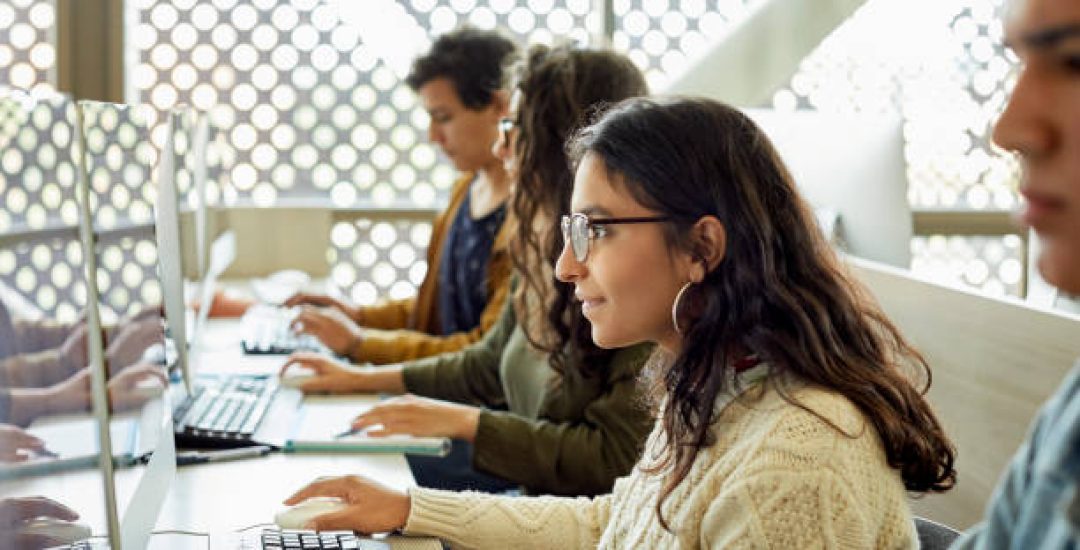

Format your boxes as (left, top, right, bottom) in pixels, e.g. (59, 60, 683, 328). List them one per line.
(555, 152, 693, 352)
(996, 0, 1080, 294)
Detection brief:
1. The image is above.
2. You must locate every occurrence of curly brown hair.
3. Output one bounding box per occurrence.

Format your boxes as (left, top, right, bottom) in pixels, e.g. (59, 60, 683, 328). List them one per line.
(569, 97, 956, 530)
(507, 45, 648, 376)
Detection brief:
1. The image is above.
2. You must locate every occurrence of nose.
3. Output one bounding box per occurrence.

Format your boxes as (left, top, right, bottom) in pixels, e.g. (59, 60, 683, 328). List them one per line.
(428, 123, 444, 146)
(992, 65, 1055, 159)
(555, 236, 584, 283)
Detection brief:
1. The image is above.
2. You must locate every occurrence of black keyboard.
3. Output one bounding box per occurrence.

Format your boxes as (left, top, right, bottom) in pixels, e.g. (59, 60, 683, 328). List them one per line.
(245, 530, 389, 550)
(173, 375, 277, 448)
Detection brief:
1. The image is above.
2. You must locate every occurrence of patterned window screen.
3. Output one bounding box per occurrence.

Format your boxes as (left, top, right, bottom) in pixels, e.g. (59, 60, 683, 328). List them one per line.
(611, 0, 1022, 296)
(0, 0, 56, 96)
(128, 0, 597, 305)
(1, 0, 1028, 317)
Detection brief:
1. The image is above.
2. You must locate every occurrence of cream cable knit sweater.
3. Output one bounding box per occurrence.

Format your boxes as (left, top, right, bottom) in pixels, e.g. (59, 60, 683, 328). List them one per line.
(403, 380, 917, 549)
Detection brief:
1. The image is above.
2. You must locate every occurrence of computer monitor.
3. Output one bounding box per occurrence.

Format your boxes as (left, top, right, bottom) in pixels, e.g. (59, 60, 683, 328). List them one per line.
(154, 108, 237, 394)
(0, 90, 175, 550)
(0, 89, 113, 548)
(740, 108, 913, 268)
(77, 98, 177, 549)
(154, 113, 301, 451)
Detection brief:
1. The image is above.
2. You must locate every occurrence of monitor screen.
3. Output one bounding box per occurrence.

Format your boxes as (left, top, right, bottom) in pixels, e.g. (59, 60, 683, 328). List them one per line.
(741, 108, 913, 268)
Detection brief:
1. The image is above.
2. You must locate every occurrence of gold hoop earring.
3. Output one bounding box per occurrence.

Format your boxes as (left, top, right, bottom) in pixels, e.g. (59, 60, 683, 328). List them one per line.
(672, 280, 695, 335)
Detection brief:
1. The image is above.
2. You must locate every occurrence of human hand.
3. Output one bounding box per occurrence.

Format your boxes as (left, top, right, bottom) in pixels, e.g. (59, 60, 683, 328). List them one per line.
(43, 362, 167, 417)
(57, 323, 90, 374)
(0, 425, 45, 462)
(284, 292, 358, 320)
(125, 305, 165, 324)
(105, 317, 163, 374)
(107, 363, 168, 412)
(279, 352, 384, 394)
(0, 496, 79, 550)
(351, 394, 480, 442)
(289, 306, 364, 357)
(284, 475, 410, 533)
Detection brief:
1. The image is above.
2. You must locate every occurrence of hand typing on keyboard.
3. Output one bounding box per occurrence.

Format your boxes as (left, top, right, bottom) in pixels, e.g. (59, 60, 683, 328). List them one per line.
(242, 306, 327, 355)
(283, 292, 361, 319)
(348, 394, 482, 442)
(290, 306, 365, 358)
(284, 475, 410, 534)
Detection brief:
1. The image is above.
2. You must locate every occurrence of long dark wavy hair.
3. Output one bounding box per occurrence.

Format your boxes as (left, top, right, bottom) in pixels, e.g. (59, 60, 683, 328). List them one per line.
(509, 45, 647, 376)
(569, 98, 956, 528)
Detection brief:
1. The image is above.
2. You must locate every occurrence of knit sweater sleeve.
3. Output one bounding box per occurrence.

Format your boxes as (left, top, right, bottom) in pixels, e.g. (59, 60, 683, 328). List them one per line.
(404, 487, 611, 549)
(700, 467, 888, 549)
(700, 387, 915, 549)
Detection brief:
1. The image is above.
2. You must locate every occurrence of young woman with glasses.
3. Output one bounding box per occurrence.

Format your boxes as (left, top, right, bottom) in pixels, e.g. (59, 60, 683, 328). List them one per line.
(282, 97, 956, 547)
(280, 46, 653, 497)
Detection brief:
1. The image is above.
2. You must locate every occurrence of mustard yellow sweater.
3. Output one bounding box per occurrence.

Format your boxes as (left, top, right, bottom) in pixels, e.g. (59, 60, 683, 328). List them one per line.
(352, 172, 513, 364)
(404, 380, 917, 549)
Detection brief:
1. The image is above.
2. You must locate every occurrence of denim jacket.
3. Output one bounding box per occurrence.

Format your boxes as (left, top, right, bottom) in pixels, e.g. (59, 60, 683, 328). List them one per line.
(952, 361, 1080, 549)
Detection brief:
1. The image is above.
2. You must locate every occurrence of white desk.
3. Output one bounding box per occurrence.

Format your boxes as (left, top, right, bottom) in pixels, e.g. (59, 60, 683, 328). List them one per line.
(0, 318, 416, 549)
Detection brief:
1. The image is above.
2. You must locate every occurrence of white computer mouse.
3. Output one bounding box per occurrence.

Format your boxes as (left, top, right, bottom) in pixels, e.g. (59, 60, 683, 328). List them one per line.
(274, 497, 347, 529)
(16, 517, 93, 544)
(278, 372, 314, 389)
(128, 378, 167, 400)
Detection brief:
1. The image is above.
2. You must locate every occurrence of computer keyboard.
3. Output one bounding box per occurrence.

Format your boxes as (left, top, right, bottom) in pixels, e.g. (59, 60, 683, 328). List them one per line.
(244, 530, 389, 550)
(241, 306, 328, 355)
(173, 374, 277, 448)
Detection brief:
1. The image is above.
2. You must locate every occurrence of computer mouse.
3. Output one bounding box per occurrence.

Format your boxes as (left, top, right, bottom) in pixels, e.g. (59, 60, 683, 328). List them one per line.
(278, 372, 314, 389)
(274, 497, 348, 529)
(128, 378, 166, 400)
(16, 517, 93, 544)
(141, 342, 167, 365)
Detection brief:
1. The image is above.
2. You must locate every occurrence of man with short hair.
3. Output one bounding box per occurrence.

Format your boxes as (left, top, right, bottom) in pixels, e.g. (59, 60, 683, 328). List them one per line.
(952, 0, 1080, 546)
(286, 27, 519, 366)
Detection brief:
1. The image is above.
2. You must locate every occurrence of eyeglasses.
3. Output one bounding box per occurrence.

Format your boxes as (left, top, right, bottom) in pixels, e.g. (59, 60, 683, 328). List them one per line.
(498, 117, 516, 146)
(560, 212, 671, 262)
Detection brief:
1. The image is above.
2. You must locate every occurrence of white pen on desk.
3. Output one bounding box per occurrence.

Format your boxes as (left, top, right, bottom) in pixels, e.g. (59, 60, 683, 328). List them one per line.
(175, 445, 273, 466)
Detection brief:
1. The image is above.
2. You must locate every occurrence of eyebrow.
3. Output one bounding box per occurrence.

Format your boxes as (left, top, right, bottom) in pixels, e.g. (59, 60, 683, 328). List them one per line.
(1009, 22, 1080, 50)
(577, 205, 614, 217)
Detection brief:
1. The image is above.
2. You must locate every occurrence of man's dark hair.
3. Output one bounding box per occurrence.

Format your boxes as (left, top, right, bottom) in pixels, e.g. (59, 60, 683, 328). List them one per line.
(405, 27, 518, 110)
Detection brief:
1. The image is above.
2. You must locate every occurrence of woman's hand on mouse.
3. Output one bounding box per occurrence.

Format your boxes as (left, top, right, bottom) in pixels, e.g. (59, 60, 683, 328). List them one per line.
(0, 496, 79, 550)
(285, 475, 410, 534)
(279, 353, 404, 395)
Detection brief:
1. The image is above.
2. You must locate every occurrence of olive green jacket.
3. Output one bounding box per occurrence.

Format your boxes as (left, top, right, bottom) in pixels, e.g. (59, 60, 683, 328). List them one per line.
(403, 296, 653, 497)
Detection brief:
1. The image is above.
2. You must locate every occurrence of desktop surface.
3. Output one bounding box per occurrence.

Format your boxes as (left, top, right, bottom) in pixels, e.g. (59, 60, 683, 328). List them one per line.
(1, 317, 416, 550)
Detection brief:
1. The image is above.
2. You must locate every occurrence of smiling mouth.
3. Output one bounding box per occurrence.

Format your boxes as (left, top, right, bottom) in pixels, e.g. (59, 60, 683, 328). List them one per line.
(1020, 189, 1067, 229)
(579, 298, 605, 316)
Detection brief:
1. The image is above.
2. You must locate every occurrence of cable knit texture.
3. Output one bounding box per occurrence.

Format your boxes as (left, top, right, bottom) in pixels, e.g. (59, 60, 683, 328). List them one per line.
(404, 380, 917, 549)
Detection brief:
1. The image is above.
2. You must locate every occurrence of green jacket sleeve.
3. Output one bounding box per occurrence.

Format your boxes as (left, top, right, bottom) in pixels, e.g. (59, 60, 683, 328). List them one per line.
(400, 297, 517, 408)
(472, 344, 654, 497)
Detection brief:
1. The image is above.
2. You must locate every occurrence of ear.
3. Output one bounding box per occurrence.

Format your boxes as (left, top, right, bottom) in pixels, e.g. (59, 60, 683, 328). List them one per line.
(690, 216, 726, 277)
(490, 89, 510, 117)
